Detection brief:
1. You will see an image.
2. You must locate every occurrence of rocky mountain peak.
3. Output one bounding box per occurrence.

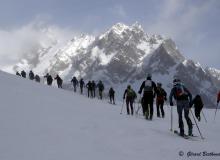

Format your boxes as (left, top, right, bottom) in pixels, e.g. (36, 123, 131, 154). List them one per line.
(12, 22, 220, 108)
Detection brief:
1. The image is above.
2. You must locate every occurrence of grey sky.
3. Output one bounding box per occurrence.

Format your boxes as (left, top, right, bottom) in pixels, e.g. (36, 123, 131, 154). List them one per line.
(0, 0, 219, 69)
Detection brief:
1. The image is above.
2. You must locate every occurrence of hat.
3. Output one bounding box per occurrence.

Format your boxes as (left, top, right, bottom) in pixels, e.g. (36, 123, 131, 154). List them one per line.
(147, 73, 152, 78)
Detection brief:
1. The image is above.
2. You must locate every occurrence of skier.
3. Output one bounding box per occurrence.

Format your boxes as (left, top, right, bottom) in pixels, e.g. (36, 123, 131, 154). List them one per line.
(29, 70, 35, 80)
(138, 73, 157, 120)
(86, 81, 93, 98)
(109, 87, 115, 104)
(155, 83, 167, 118)
(71, 76, 78, 92)
(169, 77, 193, 137)
(35, 75, 41, 83)
(54, 74, 63, 88)
(97, 80, 104, 99)
(16, 71, 21, 76)
(217, 91, 220, 105)
(123, 85, 137, 115)
(79, 78, 85, 94)
(21, 70, 26, 78)
(190, 95, 203, 121)
(44, 73, 53, 86)
(91, 81, 96, 98)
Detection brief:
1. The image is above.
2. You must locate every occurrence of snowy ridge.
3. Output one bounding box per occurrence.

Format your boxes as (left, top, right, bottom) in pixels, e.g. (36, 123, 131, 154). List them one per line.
(206, 67, 220, 81)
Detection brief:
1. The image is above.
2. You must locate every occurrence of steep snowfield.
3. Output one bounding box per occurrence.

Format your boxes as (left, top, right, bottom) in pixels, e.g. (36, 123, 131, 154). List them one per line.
(0, 71, 220, 160)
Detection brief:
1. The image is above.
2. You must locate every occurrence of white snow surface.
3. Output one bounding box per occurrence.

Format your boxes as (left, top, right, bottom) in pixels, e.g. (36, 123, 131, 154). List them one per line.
(0, 71, 220, 160)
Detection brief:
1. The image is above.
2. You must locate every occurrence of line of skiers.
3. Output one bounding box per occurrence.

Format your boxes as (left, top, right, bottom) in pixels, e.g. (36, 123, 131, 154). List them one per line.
(124, 73, 206, 137)
(16, 70, 63, 88)
(16, 71, 116, 103)
(16, 70, 41, 82)
(70, 77, 116, 103)
(123, 74, 167, 119)
(72, 78, 106, 100)
(16, 70, 220, 137)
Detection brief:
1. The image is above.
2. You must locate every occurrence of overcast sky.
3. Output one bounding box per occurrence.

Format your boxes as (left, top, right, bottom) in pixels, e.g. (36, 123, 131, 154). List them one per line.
(0, 0, 219, 69)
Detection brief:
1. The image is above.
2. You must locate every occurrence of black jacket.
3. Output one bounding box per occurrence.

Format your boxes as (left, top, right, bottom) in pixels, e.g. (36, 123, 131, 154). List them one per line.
(138, 79, 157, 97)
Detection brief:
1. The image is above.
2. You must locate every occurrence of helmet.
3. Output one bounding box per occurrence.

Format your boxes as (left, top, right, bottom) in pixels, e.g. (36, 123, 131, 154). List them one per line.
(147, 73, 152, 78)
(127, 85, 131, 89)
(173, 76, 181, 86)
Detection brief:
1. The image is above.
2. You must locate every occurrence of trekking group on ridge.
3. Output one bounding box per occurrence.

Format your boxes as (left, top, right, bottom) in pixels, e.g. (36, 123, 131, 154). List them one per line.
(16, 70, 219, 139)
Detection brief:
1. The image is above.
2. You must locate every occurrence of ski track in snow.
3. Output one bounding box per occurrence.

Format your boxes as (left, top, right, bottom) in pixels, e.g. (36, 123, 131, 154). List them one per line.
(0, 71, 220, 160)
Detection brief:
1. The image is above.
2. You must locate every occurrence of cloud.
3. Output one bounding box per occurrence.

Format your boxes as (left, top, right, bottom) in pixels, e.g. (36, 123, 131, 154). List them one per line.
(144, 0, 220, 67)
(0, 19, 76, 72)
(147, 0, 213, 37)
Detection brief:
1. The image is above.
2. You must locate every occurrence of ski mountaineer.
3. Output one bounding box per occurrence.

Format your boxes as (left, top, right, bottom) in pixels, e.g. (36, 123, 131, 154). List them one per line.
(123, 85, 137, 115)
(21, 70, 26, 78)
(109, 87, 115, 104)
(29, 70, 35, 80)
(35, 75, 41, 83)
(71, 76, 78, 92)
(86, 81, 93, 98)
(155, 83, 167, 118)
(16, 71, 21, 76)
(91, 81, 96, 98)
(44, 73, 53, 86)
(190, 95, 204, 121)
(79, 78, 85, 94)
(54, 74, 63, 88)
(97, 80, 104, 100)
(217, 91, 220, 105)
(138, 73, 157, 120)
(169, 77, 193, 137)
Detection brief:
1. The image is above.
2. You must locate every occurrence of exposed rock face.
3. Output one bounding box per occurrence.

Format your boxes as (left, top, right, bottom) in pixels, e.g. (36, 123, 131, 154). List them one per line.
(14, 23, 220, 108)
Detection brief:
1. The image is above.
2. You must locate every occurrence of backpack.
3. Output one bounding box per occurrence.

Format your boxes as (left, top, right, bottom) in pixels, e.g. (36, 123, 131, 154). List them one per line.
(157, 88, 165, 100)
(127, 89, 136, 98)
(144, 80, 153, 92)
(175, 83, 187, 97)
(99, 84, 104, 91)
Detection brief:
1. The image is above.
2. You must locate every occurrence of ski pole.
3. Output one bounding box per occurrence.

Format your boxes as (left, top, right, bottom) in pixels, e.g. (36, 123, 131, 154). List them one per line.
(136, 104, 141, 116)
(201, 110, 207, 123)
(214, 104, 219, 121)
(170, 105, 173, 132)
(136, 95, 142, 115)
(120, 99, 125, 114)
(190, 109, 205, 140)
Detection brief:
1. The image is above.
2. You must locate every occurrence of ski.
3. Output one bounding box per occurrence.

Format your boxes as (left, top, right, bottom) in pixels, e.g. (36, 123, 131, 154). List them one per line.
(174, 130, 190, 139)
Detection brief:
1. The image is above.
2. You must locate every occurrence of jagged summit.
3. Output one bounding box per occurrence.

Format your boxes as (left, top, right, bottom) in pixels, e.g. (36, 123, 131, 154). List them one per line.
(12, 22, 220, 107)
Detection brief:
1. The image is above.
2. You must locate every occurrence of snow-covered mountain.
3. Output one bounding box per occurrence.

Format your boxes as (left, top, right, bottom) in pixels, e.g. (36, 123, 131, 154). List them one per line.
(13, 22, 220, 108)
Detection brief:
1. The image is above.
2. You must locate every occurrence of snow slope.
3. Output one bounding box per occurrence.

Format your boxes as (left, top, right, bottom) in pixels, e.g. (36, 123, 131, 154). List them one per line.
(0, 71, 220, 160)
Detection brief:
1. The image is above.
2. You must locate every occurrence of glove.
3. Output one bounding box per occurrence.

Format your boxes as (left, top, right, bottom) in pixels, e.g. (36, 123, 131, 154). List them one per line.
(164, 97, 167, 101)
(217, 100, 219, 105)
(123, 97, 125, 100)
(170, 101, 174, 106)
(189, 101, 193, 108)
(138, 91, 141, 94)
